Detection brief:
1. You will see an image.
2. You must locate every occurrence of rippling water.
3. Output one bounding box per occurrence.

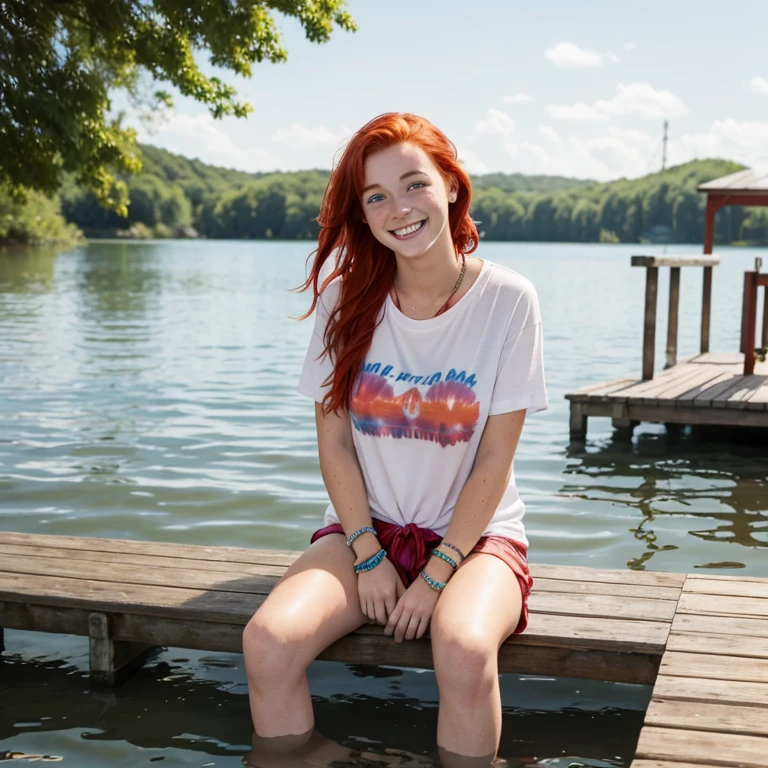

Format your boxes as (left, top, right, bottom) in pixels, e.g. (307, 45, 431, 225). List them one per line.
(1, 240, 767, 766)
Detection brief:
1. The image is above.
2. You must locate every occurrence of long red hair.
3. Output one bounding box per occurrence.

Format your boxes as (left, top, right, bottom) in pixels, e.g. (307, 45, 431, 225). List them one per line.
(300, 113, 479, 415)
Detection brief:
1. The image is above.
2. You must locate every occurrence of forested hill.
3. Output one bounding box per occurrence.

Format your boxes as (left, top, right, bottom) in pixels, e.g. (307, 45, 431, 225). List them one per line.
(54, 146, 768, 245)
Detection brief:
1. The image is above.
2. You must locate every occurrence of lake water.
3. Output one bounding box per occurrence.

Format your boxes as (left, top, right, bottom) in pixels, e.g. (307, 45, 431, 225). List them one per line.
(1, 240, 767, 767)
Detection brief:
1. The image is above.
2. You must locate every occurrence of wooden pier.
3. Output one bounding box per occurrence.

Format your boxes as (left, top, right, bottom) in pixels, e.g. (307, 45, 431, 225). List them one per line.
(1, 531, 767, 766)
(566, 249, 768, 439)
(567, 351, 768, 440)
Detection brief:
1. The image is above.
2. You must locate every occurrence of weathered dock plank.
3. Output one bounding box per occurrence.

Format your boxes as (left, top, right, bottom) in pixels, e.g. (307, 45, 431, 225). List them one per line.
(634, 726, 768, 767)
(632, 571, 768, 767)
(565, 354, 768, 438)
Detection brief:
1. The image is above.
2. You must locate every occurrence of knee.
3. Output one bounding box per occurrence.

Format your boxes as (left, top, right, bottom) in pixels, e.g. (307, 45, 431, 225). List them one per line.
(242, 612, 305, 685)
(432, 626, 497, 702)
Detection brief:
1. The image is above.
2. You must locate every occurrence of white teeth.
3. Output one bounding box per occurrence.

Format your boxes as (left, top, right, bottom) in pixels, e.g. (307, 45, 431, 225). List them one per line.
(393, 221, 424, 237)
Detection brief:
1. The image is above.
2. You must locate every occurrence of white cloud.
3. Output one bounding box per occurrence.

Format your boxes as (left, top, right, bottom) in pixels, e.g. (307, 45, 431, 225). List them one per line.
(497, 118, 768, 182)
(545, 42, 604, 69)
(549, 83, 687, 124)
(749, 76, 768, 96)
(596, 82, 688, 119)
(607, 52, 621, 64)
(457, 147, 489, 175)
(475, 108, 516, 137)
(503, 92, 535, 104)
(137, 112, 282, 173)
(547, 103, 608, 121)
(538, 125, 563, 146)
(511, 142, 552, 163)
(624, 42, 637, 51)
(272, 123, 350, 151)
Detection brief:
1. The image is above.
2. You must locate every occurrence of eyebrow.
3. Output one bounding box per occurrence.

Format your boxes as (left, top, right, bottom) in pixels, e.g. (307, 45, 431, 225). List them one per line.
(361, 169, 428, 194)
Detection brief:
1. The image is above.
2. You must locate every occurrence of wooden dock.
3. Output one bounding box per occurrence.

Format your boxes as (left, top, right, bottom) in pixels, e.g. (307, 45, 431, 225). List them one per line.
(567, 352, 768, 439)
(566, 252, 768, 440)
(1, 531, 767, 766)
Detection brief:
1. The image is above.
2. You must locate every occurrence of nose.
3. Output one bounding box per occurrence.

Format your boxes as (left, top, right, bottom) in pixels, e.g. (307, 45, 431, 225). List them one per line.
(395, 197, 412, 216)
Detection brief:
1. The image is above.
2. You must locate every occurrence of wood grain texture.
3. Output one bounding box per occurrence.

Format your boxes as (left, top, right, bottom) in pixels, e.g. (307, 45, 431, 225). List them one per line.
(635, 726, 768, 767)
(644, 698, 768, 737)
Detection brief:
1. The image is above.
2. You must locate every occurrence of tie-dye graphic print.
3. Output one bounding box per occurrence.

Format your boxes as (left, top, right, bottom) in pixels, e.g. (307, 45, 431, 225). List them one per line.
(350, 371, 481, 448)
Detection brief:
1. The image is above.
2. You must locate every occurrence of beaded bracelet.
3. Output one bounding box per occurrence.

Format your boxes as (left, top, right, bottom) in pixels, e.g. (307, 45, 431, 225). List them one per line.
(354, 548, 387, 574)
(431, 548, 458, 570)
(440, 541, 466, 563)
(420, 569, 447, 591)
(346, 526, 377, 548)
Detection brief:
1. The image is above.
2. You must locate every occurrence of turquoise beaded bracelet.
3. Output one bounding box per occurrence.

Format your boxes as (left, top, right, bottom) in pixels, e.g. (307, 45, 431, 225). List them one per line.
(420, 569, 447, 591)
(347, 526, 377, 548)
(432, 548, 458, 570)
(440, 541, 466, 562)
(354, 548, 386, 574)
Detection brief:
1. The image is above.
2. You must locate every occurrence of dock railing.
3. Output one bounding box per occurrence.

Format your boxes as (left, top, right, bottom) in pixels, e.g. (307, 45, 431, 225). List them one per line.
(631, 255, 720, 380)
(740, 258, 768, 375)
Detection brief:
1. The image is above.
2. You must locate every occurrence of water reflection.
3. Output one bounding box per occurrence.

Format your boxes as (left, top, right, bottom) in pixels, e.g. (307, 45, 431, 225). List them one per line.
(0, 246, 62, 294)
(75, 242, 163, 316)
(0, 651, 644, 768)
(562, 428, 768, 571)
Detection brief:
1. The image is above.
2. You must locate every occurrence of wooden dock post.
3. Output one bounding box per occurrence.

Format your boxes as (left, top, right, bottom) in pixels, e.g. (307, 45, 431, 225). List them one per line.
(642, 266, 659, 380)
(631, 255, 720, 382)
(569, 402, 587, 441)
(88, 613, 158, 688)
(665, 266, 680, 368)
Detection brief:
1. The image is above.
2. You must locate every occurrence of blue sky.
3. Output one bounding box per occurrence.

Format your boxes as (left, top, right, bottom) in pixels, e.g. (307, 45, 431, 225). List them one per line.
(129, 0, 768, 181)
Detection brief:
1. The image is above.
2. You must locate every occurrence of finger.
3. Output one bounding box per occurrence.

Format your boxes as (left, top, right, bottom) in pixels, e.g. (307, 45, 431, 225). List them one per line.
(384, 602, 403, 636)
(373, 598, 387, 626)
(415, 614, 430, 640)
(384, 591, 396, 620)
(394, 609, 411, 644)
(404, 613, 421, 641)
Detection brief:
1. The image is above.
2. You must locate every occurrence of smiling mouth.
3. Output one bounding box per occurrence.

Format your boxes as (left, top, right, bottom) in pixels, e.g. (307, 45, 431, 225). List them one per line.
(390, 220, 426, 238)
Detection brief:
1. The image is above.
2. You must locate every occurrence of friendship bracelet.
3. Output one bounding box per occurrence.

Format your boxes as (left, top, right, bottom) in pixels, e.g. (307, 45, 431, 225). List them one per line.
(354, 548, 387, 574)
(440, 541, 466, 563)
(431, 548, 458, 570)
(346, 526, 377, 548)
(420, 569, 447, 591)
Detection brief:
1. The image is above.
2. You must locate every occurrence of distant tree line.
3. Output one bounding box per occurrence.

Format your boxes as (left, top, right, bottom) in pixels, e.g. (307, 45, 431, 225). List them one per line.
(5, 145, 768, 246)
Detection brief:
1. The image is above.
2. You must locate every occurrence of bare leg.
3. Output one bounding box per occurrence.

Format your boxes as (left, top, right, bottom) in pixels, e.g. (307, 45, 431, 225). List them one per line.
(242, 534, 367, 737)
(431, 553, 523, 758)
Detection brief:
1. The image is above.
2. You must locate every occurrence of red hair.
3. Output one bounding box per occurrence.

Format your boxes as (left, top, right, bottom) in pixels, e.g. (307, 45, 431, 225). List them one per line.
(300, 113, 479, 415)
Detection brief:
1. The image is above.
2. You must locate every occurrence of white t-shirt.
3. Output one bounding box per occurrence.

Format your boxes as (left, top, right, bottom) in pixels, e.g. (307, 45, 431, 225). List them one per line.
(298, 258, 548, 546)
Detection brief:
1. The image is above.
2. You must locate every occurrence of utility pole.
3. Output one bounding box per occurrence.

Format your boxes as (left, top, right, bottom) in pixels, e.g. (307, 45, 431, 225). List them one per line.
(662, 120, 668, 172)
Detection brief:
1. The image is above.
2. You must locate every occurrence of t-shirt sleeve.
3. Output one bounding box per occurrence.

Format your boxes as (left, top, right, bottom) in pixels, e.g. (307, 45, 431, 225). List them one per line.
(297, 283, 337, 403)
(488, 283, 548, 416)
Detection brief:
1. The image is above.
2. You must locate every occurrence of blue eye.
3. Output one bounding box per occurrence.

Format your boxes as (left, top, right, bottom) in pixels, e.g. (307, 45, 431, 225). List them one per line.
(409, 182, 427, 191)
(367, 193, 385, 204)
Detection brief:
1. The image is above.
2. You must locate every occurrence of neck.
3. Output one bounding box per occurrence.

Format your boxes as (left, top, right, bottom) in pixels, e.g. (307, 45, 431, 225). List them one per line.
(393, 246, 461, 303)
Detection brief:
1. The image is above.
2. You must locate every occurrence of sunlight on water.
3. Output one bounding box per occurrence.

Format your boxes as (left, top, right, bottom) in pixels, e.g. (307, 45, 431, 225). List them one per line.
(1, 240, 766, 765)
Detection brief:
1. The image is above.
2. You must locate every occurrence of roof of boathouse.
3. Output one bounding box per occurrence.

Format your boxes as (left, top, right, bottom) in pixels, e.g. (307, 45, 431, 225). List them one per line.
(697, 167, 768, 196)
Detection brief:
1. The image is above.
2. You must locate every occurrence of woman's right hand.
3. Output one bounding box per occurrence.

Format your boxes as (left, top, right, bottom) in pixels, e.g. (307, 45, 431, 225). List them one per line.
(357, 555, 405, 625)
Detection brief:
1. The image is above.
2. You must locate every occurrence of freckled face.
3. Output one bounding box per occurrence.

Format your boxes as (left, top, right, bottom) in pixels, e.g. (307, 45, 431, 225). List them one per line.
(360, 143, 456, 259)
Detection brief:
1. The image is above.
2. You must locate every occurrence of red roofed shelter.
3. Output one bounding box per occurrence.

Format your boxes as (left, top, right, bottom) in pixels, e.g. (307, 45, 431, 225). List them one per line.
(698, 168, 768, 373)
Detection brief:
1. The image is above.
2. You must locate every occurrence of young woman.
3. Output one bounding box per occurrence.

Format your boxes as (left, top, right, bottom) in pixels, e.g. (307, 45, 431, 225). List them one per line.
(243, 113, 548, 761)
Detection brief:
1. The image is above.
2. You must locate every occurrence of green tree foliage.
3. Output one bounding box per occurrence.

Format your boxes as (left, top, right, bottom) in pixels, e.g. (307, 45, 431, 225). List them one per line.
(0, 186, 80, 246)
(55, 146, 768, 246)
(471, 158, 765, 244)
(0, 0, 356, 214)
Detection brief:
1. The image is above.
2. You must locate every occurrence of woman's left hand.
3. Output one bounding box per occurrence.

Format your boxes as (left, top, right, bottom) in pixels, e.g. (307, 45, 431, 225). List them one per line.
(384, 576, 441, 642)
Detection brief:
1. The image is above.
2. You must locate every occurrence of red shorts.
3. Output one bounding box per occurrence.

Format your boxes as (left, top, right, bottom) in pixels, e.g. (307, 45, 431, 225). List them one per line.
(310, 519, 533, 634)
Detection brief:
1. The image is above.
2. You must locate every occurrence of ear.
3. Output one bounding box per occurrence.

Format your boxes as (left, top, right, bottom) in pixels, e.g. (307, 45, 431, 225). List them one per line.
(446, 175, 458, 203)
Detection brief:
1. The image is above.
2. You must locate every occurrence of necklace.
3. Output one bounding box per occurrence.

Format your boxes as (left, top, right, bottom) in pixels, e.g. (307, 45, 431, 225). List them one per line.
(391, 254, 467, 319)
